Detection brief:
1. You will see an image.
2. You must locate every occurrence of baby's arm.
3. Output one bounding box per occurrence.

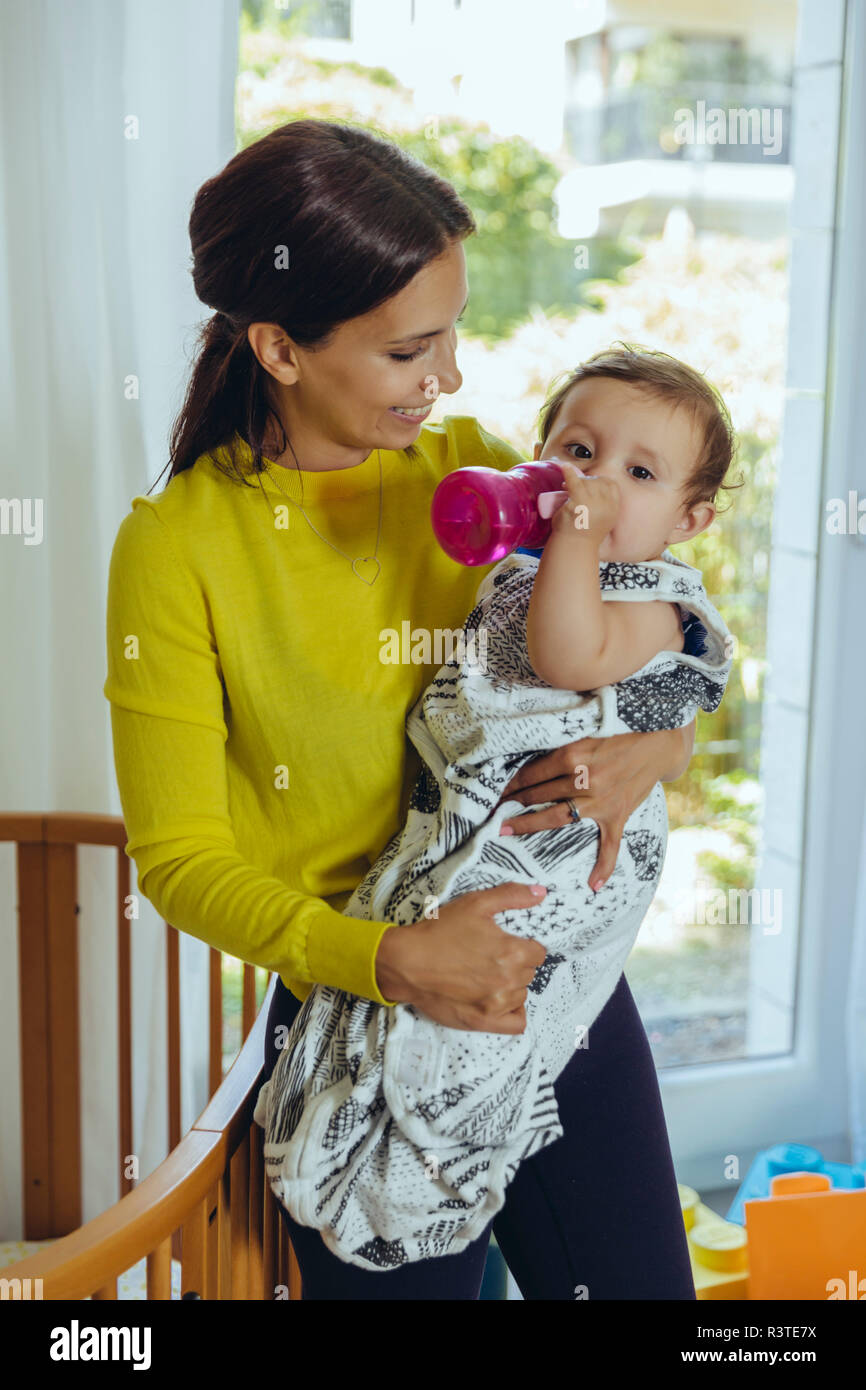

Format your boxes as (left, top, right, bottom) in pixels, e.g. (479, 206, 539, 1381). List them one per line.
(526, 464, 684, 691)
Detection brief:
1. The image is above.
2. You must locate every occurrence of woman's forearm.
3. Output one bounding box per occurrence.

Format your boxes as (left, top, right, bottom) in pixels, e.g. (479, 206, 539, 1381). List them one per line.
(659, 720, 696, 782)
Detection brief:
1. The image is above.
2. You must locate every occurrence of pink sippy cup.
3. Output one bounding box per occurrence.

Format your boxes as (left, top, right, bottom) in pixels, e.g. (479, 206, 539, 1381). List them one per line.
(430, 459, 573, 566)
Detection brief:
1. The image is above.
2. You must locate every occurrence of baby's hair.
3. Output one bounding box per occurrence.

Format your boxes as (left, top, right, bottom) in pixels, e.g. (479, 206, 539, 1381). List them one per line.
(536, 342, 741, 513)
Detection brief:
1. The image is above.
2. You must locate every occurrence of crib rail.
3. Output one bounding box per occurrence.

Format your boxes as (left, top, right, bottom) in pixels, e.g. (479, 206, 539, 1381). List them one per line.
(4, 973, 301, 1299)
(1, 812, 298, 1297)
(1, 812, 260, 1237)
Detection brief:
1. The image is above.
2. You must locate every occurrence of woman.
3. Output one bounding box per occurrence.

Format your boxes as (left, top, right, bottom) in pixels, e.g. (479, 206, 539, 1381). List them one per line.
(104, 118, 696, 1301)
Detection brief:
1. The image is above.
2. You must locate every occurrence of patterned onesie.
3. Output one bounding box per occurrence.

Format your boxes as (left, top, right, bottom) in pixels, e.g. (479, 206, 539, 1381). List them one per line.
(253, 549, 732, 1270)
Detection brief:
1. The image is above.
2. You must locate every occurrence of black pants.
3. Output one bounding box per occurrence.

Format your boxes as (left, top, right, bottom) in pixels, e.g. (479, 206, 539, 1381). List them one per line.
(259, 972, 696, 1300)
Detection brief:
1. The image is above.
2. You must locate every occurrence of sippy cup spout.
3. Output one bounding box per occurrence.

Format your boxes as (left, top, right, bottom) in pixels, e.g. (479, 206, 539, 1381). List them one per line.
(537, 489, 570, 519)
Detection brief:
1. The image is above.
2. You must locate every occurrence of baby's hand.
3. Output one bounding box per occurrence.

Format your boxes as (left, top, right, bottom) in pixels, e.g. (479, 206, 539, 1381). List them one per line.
(553, 459, 620, 543)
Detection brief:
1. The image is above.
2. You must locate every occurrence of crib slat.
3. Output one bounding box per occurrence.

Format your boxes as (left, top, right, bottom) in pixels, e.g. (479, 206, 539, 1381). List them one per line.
(181, 1196, 207, 1299)
(168, 924, 183, 1277)
(92, 1279, 117, 1300)
(166, 923, 181, 1152)
(17, 838, 53, 1238)
(230, 1131, 250, 1298)
(46, 842, 81, 1236)
(205, 1177, 229, 1300)
(209, 947, 222, 1095)
(217, 1167, 231, 1298)
(117, 849, 133, 1199)
(262, 1184, 277, 1300)
(278, 1216, 289, 1295)
(146, 1237, 173, 1299)
(242, 963, 256, 1040)
(248, 1123, 264, 1299)
(288, 1240, 302, 1301)
(204, 1181, 217, 1297)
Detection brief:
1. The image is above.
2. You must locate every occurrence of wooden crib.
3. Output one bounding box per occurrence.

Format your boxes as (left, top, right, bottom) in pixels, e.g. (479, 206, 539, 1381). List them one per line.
(0, 812, 301, 1300)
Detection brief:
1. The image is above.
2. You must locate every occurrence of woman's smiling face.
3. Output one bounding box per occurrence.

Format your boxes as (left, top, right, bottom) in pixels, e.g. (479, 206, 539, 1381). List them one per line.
(250, 240, 468, 468)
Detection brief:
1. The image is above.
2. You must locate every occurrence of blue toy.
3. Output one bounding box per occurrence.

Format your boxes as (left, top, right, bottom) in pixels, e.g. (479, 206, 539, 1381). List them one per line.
(726, 1143, 866, 1225)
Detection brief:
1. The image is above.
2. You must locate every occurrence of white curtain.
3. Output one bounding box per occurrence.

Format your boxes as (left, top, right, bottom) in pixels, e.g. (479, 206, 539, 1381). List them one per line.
(0, 0, 240, 1237)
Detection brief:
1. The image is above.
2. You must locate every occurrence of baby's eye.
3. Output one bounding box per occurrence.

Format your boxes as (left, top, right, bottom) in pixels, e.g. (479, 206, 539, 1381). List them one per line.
(565, 443, 592, 460)
(628, 464, 654, 481)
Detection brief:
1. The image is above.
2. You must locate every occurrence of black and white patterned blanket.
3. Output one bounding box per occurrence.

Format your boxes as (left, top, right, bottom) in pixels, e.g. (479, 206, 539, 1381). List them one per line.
(253, 550, 732, 1270)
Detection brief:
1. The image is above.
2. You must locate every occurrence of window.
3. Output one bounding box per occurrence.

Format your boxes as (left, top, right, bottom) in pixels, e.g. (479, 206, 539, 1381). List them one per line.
(236, 0, 860, 1184)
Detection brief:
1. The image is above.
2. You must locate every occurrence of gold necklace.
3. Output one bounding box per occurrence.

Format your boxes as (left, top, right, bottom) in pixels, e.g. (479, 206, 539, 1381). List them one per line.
(257, 440, 383, 587)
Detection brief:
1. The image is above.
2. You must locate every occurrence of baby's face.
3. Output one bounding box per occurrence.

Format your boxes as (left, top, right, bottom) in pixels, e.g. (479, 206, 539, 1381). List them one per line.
(533, 377, 706, 563)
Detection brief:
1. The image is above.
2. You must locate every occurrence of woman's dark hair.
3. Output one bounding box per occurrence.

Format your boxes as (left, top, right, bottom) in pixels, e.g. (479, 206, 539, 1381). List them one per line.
(154, 119, 476, 491)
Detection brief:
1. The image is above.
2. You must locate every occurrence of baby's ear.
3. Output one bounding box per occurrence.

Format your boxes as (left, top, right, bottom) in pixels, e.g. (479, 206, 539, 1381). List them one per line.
(669, 501, 716, 545)
(532, 440, 542, 460)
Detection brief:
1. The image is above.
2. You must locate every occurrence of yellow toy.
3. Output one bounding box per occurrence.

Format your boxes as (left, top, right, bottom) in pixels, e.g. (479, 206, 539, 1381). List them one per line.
(679, 1183, 749, 1299)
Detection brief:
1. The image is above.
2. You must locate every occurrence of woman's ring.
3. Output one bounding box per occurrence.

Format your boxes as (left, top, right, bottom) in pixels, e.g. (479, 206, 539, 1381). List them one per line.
(566, 798, 581, 821)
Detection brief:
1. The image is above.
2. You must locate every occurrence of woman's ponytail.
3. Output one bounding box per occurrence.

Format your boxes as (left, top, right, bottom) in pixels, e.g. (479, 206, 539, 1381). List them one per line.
(164, 313, 260, 485)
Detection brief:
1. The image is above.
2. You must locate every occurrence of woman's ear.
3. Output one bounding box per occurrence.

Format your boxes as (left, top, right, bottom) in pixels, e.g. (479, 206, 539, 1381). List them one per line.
(247, 322, 302, 385)
(532, 440, 542, 460)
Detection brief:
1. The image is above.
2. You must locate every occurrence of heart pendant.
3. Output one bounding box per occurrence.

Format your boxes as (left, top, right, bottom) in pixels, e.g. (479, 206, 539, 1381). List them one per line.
(351, 556, 380, 586)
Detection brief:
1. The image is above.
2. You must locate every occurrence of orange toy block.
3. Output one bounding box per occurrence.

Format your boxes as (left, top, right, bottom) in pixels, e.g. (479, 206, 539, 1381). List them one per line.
(744, 1173, 866, 1299)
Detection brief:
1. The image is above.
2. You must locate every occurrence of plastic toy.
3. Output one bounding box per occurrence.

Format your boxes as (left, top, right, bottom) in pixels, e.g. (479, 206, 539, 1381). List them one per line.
(430, 459, 570, 565)
(725, 1143, 866, 1225)
(678, 1183, 749, 1299)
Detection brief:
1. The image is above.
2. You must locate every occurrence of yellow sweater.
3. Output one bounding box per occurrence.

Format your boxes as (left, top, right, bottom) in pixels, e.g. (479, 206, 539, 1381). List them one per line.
(103, 417, 525, 1006)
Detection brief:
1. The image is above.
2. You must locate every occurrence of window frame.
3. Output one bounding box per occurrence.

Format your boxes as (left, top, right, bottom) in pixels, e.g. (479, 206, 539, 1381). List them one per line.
(661, 0, 863, 1193)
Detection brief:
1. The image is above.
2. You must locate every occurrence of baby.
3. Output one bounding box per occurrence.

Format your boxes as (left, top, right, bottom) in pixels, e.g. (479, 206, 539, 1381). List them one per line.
(254, 345, 736, 1271)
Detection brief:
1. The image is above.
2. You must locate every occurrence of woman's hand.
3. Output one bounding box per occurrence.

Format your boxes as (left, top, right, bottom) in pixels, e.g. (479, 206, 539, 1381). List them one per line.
(496, 723, 696, 891)
(375, 882, 548, 1033)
